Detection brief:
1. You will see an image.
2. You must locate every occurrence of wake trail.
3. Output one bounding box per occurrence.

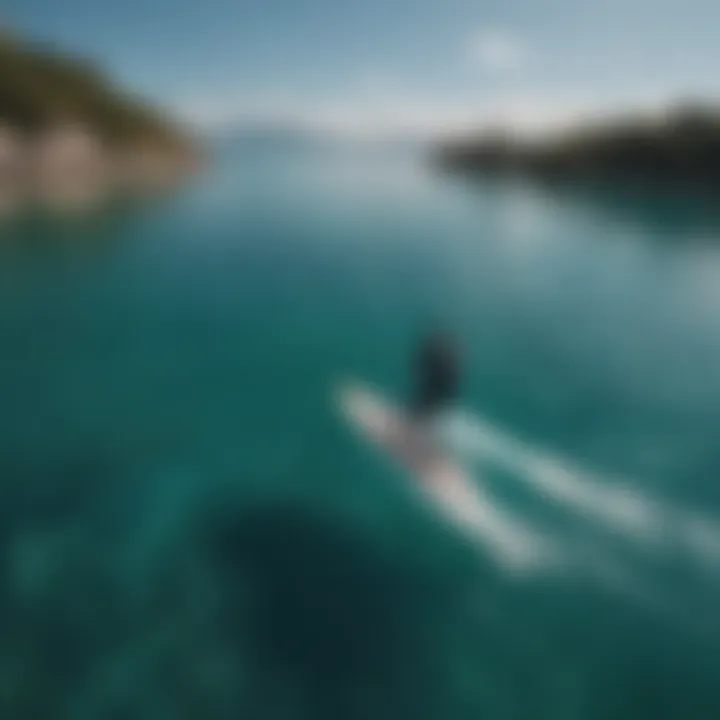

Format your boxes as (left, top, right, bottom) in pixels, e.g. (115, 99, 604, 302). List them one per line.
(439, 413, 720, 637)
(444, 409, 720, 570)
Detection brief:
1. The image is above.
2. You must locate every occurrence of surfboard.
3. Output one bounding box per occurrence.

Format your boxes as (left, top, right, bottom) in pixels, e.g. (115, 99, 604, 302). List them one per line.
(337, 382, 551, 571)
(337, 383, 480, 518)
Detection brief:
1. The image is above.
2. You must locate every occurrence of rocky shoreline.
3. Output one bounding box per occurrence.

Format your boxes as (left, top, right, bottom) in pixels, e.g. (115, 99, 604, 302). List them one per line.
(0, 29, 204, 218)
(0, 123, 201, 217)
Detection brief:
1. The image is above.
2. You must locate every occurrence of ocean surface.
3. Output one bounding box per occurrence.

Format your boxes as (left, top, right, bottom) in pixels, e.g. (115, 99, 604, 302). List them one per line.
(2, 138, 720, 719)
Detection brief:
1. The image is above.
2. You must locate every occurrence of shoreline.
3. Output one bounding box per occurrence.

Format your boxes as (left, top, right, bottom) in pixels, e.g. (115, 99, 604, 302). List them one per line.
(0, 124, 201, 218)
(434, 104, 720, 191)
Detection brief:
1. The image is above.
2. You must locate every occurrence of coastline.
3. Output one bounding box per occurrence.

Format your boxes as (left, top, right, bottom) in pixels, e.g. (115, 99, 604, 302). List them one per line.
(434, 105, 720, 191)
(0, 31, 203, 218)
(0, 123, 201, 217)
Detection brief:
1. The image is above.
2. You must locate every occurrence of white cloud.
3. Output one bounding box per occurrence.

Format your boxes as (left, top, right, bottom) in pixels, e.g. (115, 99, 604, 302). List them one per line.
(469, 29, 527, 75)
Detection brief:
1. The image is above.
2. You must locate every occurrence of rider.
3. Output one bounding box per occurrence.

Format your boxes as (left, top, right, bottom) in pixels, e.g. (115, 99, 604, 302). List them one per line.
(411, 329, 461, 421)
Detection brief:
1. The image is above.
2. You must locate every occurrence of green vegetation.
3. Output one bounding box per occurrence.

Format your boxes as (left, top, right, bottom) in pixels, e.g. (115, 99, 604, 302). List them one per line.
(436, 105, 720, 187)
(0, 29, 189, 149)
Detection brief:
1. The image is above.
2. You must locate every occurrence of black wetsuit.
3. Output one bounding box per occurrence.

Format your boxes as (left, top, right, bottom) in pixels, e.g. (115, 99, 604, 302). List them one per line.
(412, 336, 460, 417)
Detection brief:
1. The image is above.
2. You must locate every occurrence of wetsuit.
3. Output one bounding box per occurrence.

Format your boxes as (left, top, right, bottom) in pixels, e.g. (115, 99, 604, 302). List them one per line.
(412, 335, 460, 418)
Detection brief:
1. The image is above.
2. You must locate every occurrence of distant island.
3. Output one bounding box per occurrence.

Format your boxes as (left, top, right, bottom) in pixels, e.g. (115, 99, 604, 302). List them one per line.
(0, 29, 200, 213)
(435, 105, 720, 190)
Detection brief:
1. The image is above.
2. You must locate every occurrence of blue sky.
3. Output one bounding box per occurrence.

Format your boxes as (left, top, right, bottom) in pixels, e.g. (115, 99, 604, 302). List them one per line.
(5, 0, 720, 134)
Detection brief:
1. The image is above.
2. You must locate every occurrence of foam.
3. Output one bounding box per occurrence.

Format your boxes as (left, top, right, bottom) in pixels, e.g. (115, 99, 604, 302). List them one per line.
(446, 409, 720, 568)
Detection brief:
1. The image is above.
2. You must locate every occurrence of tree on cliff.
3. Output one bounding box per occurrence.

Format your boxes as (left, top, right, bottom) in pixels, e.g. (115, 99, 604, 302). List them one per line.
(0, 29, 188, 149)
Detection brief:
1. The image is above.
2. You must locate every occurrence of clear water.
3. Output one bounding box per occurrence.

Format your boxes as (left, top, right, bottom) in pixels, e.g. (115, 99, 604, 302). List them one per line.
(2, 139, 720, 719)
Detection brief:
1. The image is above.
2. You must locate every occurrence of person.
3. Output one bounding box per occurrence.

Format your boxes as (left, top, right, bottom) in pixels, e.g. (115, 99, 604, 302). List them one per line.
(410, 330, 461, 421)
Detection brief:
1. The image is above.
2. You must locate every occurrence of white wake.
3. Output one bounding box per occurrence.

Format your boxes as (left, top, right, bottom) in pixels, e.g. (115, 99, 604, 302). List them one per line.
(442, 409, 720, 569)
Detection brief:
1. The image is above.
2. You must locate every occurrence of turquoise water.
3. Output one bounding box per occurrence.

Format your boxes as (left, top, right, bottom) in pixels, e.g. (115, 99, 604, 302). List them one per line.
(2, 140, 720, 718)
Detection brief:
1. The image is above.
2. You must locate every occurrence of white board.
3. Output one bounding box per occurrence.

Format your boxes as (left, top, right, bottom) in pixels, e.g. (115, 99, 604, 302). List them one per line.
(337, 382, 552, 572)
(338, 383, 460, 487)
